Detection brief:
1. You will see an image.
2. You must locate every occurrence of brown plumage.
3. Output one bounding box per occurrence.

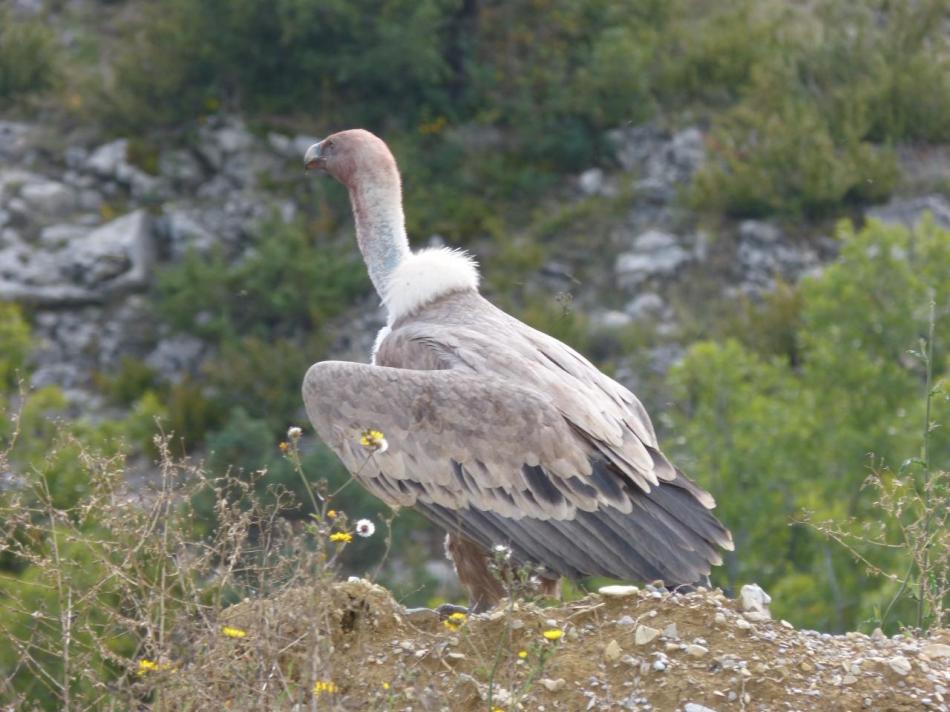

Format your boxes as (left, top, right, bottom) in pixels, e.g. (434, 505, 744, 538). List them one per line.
(302, 129, 733, 610)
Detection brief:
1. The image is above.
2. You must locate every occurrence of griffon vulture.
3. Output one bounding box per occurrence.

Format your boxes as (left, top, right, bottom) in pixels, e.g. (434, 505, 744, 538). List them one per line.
(302, 129, 733, 610)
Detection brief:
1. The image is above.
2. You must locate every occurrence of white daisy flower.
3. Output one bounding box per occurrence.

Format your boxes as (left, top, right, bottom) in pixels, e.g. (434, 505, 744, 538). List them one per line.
(355, 519, 376, 538)
(287, 426, 302, 440)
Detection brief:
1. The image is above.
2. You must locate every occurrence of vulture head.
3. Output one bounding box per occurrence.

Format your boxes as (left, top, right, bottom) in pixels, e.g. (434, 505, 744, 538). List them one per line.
(304, 129, 398, 189)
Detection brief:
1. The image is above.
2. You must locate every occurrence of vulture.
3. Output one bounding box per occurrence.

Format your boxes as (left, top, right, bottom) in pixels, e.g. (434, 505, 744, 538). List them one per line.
(302, 129, 733, 610)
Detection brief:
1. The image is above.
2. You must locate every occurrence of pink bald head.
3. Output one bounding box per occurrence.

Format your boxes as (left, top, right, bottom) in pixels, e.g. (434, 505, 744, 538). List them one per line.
(303, 129, 399, 189)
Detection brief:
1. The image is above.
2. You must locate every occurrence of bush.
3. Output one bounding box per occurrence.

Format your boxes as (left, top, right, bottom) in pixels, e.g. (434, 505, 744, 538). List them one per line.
(665, 218, 950, 630)
(0, 10, 58, 105)
(0, 303, 30, 391)
(155, 219, 368, 343)
(691, 98, 897, 219)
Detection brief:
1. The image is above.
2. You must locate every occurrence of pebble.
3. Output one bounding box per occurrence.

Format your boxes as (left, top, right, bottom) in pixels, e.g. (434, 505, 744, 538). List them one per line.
(617, 615, 636, 626)
(735, 618, 752, 630)
(604, 639, 622, 662)
(888, 656, 912, 676)
(921, 643, 950, 660)
(684, 704, 718, 712)
(664, 623, 679, 638)
(636, 625, 661, 645)
(598, 584, 640, 598)
(540, 678, 566, 692)
(685, 644, 708, 657)
(714, 612, 727, 625)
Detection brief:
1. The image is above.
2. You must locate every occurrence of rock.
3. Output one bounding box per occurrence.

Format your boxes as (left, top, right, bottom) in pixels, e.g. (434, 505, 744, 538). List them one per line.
(624, 292, 665, 321)
(887, 656, 912, 676)
(69, 210, 152, 289)
(578, 168, 616, 197)
(20, 180, 76, 217)
(38, 224, 88, 249)
(598, 584, 639, 598)
(684, 704, 718, 712)
(921, 643, 950, 660)
(591, 309, 633, 330)
(685, 644, 708, 657)
(866, 195, 950, 231)
(635, 625, 660, 646)
(539, 678, 565, 692)
(616, 229, 690, 287)
(86, 139, 130, 178)
(735, 618, 752, 630)
(604, 639, 622, 662)
(736, 221, 819, 291)
(160, 207, 219, 259)
(159, 149, 205, 188)
(608, 124, 705, 204)
(145, 334, 206, 382)
(85, 139, 161, 198)
(663, 623, 678, 639)
(739, 584, 772, 619)
(0, 121, 37, 162)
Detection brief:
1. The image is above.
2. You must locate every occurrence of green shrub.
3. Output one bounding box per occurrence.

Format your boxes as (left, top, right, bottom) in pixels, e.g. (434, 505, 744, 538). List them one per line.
(0, 10, 58, 105)
(691, 98, 897, 219)
(0, 303, 30, 390)
(666, 218, 950, 631)
(155, 219, 368, 343)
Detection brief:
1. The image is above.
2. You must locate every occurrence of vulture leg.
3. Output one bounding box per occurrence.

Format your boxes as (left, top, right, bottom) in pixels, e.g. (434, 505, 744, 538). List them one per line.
(445, 533, 560, 611)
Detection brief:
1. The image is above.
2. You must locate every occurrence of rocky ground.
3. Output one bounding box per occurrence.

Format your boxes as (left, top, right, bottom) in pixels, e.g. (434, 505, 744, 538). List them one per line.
(5, 114, 950, 407)
(162, 578, 950, 711)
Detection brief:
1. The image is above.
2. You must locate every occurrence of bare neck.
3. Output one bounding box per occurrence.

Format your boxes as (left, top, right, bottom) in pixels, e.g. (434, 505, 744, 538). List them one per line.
(348, 177, 410, 297)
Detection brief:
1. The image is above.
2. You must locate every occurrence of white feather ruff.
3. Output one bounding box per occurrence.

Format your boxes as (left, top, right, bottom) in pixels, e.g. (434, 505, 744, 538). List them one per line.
(383, 247, 480, 322)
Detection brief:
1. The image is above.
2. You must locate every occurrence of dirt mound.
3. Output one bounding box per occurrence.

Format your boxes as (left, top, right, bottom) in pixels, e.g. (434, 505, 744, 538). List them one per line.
(159, 579, 949, 710)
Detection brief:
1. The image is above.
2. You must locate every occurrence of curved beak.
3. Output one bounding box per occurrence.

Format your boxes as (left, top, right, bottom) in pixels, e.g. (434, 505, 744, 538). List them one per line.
(304, 141, 326, 172)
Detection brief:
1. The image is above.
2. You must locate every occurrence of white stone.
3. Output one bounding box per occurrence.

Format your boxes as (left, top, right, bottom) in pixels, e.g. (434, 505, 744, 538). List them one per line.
(598, 584, 639, 598)
(539, 678, 565, 692)
(604, 639, 622, 662)
(20, 181, 75, 216)
(635, 625, 660, 645)
(685, 644, 708, 657)
(887, 656, 911, 676)
(739, 584, 772, 619)
(684, 704, 718, 712)
(921, 643, 950, 660)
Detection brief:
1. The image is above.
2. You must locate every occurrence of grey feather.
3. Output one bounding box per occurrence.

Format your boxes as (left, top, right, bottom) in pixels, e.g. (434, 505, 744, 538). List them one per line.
(303, 290, 733, 587)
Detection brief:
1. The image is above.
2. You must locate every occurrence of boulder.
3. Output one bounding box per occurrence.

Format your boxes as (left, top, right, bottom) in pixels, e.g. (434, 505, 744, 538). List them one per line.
(865, 195, 950, 231)
(19, 180, 76, 217)
(616, 229, 691, 286)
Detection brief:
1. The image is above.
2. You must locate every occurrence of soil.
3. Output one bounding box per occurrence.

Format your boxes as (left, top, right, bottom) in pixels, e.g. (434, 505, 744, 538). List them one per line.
(163, 579, 950, 711)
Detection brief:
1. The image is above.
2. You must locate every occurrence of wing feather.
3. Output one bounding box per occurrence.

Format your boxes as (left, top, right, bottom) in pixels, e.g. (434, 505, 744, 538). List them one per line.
(303, 358, 732, 585)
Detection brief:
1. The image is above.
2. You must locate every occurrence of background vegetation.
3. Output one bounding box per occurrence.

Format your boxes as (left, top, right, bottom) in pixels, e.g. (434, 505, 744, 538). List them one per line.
(1, 0, 949, 707)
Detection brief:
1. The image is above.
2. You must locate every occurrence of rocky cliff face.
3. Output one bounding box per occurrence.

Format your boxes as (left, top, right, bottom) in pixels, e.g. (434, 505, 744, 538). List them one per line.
(3, 114, 948, 410)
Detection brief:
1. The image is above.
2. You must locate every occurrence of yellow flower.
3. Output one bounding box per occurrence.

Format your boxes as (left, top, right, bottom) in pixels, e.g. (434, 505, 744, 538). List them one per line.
(329, 531, 352, 543)
(542, 629, 563, 641)
(517, 649, 528, 659)
(137, 659, 159, 676)
(222, 625, 247, 639)
(359, 428, 387, 452)
(313, 680, 338, 695)
(278, 441, 289, 452)
(326, 510, 337, 519)
(382, 682, 390, 690)
(447, 612, 467, 623)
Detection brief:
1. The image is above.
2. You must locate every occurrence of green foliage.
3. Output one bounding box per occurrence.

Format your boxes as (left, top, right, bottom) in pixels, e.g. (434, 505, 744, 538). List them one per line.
(692, 99, 897, 218)
(0, 10, 58, 105)
(0, 303, 30, 390)
(666, 219, 950, 631)
(156, 219, 367, 343)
